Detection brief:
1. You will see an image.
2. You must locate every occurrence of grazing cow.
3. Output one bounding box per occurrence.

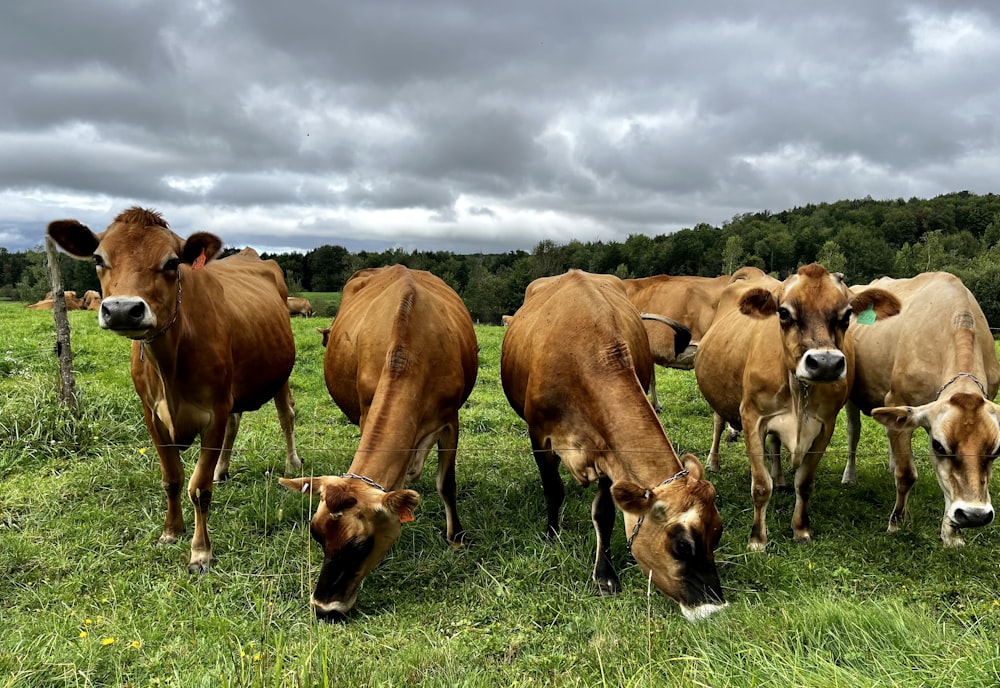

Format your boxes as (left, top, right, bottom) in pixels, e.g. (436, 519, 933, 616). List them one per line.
(47, 207, 301, 573)
(501, 314, 514, 326)
(315, 325, 332, 348)
(280, 265, 478, 621)
(623, 267, 765, 411)
(286, 296, 313, 318)
(843, 272, 1000, 546)
(82, 290, 102, 311)
(501, 269, 725, 621)
(695, 263, 900, 550)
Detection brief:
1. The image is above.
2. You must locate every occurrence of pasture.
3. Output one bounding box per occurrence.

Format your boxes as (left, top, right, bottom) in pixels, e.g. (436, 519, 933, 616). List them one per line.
(2, 300, 1000, 687)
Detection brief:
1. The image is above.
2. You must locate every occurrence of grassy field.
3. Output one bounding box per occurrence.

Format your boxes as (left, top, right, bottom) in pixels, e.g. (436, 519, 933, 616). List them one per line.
(2, 300, 1000, 687)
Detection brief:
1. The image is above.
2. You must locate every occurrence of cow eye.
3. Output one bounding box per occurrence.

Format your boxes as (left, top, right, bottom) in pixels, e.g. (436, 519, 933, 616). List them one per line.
(93, 255, 106, 269)
(931, 439, 948, 455)
(164, 258, 181, 272)
(778, 307, 793, 324)
(837, 309, 852, 328)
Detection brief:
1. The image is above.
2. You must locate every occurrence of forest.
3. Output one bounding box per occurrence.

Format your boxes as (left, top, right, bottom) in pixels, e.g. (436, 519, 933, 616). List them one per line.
(4, 190, 1000, 325)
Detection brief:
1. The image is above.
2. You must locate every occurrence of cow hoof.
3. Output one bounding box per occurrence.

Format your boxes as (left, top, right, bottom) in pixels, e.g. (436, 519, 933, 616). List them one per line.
(213, 472, 230, 484)
(747, 540, 767, 552)
(595, 579, 620, 596)
(793, 532, 813, 544)
(157, 533, 179, 545)
(187, 560, 211, 574)
(447, 530, 469, 548)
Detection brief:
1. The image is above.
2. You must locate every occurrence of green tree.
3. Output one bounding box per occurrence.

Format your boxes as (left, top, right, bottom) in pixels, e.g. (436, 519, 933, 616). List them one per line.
(816, 241, 847, 274)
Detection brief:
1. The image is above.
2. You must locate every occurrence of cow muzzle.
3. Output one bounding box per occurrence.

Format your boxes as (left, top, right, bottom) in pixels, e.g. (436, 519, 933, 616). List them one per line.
(311, 595, 356, 623)
(99, 296, 154, 335)
(797, 349, 846, 383)
(948, 501, 995, 529)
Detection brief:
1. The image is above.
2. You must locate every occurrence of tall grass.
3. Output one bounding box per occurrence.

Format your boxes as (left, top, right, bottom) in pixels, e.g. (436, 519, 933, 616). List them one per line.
(2, 301, 999, 687)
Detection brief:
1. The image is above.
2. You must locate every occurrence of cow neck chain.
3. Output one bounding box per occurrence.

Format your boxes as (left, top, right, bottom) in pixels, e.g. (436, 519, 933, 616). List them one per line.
(937, 372, 987, 399)
(139, 273, 182, 362)
(341, 472, 387, 492)
(626, 469, 689, 555)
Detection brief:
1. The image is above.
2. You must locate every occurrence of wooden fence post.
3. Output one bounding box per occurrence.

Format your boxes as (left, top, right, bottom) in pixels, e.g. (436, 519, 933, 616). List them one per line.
(44, 236, 78, 413)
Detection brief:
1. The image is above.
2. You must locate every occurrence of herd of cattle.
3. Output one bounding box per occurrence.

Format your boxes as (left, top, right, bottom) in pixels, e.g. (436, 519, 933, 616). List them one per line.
(43, 207, 1000, 623)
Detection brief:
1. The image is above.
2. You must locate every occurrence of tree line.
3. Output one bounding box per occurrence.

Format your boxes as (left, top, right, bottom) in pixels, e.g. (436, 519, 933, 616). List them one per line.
(4, 190, 1000, 326)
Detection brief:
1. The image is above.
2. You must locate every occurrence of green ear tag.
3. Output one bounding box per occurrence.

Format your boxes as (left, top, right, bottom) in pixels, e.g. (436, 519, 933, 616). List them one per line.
(856, 305, 876, 325)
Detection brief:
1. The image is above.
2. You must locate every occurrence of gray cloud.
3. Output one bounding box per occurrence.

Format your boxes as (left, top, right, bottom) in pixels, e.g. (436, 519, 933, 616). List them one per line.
(2, 0, 999, 254)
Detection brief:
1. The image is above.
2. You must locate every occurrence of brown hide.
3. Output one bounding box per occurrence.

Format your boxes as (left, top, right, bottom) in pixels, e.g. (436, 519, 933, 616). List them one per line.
(26, 294, 84, 310)
(845, 272, 1000, 545)
(47, 207, 300, 574)
(286, 296, 313, 317)
(501, 269, 725, 621)
(695, 263, 901, 550)
(282, 264, 478, 621)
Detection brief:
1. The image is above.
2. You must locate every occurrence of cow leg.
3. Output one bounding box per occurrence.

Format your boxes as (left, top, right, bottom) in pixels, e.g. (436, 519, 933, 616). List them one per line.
(435, 422, 466, 546)
(592, 476, 621, 595)
(744, 419, 772, 550)
(707, 412, 726, 472)
(274, 382, 302, 475)
(791, 430, 834, 543)
(213, 412, 241, 483)
(766, 433, 785, 489)
(531, 436, 564, 539)
(648, 372, 662, 413)
(842, 401, 861, 484)
(146, 411, 186, 544)
(187, 420, 227, 574)
(886, 427, 917, 535)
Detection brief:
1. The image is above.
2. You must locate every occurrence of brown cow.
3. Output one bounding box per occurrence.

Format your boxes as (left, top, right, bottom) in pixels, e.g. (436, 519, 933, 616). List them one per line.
(280, 265, 478, 621)
(286, 296, 313, 317)
(47, 207, 301, 573)
(501, 269, 725, 621)
(843, 272, 1000, 546)
(500, 314, 514, 326)
(26, 291, 83, 310)
(82, 289, 102, 311)
(695, 264, 900, 550)
(623, 267, 765, 411)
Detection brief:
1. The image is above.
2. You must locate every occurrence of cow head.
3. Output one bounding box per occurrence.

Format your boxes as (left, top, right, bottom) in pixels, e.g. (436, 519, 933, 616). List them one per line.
(47, 207, 222, 339)
(611, 454, 726, 621)
(739, 263, 901, 384)
(280, 475, 420, 621)
(873, 391, 1000, 542)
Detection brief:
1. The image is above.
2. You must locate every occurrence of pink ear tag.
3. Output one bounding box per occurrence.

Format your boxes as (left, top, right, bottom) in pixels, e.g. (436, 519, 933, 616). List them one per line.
(192, 249, 207, 271)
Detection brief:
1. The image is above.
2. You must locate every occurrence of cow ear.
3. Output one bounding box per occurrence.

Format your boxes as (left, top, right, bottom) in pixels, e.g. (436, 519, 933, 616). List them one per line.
(680, 453, 705, 481)
(181, 232, 223, 266)
(738, 287, 778, 318)
(850, 288, 901, 321)
(382, 489, 420, 523)
(47, 220, 100, 259)
(872, 405, 927, 431)
(611, 481, 654, 516)
(279, 477, 316, 495)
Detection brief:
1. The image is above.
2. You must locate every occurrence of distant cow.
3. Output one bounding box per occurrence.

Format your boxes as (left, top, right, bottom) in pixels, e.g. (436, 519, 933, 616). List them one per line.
(82, 289, 102, 311)
(501, 269, 725, 621)
(695, 264, 900, 550)
(315, 325, 331, 347)
(26, 290, 83, 310)
(48, 207, 301, 574)
(280, 265, 478, 621)
(286, 296, 313, 317)
(500, 314, 514, 326)
(843, 272, 1000, 546)
(623, 267, 765, 411)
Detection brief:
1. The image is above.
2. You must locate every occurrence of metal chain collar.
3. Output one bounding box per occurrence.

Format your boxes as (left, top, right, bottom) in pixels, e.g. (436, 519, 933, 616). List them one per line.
(341, 472, 388, 492)
(937, 372, 987, 399)
(625, 469, 690, 554)
(139, 273, 183, 361)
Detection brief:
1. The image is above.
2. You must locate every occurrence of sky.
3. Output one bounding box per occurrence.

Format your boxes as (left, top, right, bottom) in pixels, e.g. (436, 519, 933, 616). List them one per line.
(2, 1, 999, 256)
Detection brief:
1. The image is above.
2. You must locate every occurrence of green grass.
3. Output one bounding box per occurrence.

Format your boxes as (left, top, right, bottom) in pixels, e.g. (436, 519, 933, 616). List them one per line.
(2, 300, 1000, 687)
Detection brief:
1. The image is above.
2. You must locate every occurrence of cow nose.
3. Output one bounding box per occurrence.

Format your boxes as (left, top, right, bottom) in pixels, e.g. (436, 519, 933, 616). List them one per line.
(952, 505, 995, 529)
(799, 350, 845, 382)
(100, 297, 152, 331)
